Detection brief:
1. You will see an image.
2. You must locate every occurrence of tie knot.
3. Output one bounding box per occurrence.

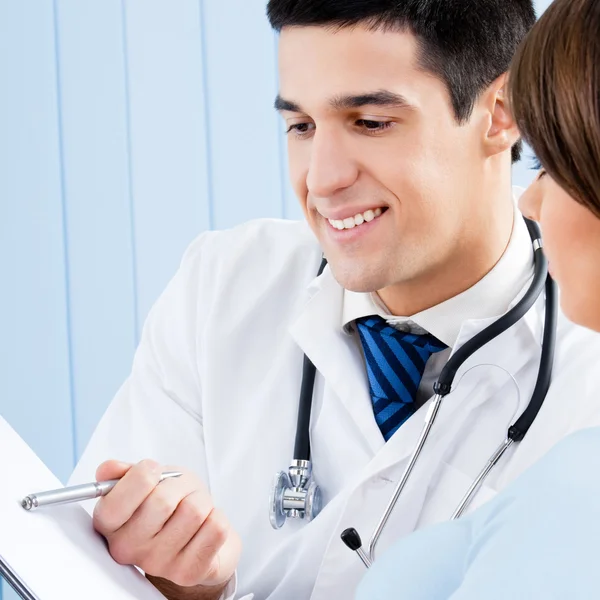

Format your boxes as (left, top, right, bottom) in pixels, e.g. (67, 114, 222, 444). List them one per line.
(356, 316, 447, 356)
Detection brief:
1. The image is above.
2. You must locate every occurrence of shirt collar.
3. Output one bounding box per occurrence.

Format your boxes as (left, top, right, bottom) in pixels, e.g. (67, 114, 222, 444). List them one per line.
(342, 202, 534, 348)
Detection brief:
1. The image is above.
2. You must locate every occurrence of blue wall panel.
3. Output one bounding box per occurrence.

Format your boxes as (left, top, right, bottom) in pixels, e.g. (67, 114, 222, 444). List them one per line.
(124, 0, 212, 323)
(201, 0, 285, 229)
(0, 0, 75, 480)
(54, 0, 138, 458)
(0, 2, 75, 595)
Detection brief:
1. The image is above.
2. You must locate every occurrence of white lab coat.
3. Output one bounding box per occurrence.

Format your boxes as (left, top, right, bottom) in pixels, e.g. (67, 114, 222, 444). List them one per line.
(71, 216, 600, 600)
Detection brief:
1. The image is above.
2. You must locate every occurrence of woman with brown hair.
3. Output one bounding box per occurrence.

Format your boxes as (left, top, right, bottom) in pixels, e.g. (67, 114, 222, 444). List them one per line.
(357, 0, 600, 597)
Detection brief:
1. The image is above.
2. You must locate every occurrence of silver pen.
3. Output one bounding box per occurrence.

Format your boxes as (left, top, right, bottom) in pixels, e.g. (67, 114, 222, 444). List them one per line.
(21, 471, 183, 511)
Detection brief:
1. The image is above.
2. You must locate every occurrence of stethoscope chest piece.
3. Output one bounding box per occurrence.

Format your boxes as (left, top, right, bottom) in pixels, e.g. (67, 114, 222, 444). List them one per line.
(269, 460, 322, 529)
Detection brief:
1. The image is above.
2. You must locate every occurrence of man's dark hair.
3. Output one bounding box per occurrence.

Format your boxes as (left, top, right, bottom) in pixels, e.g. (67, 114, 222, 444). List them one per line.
(267, 0, 537, 162)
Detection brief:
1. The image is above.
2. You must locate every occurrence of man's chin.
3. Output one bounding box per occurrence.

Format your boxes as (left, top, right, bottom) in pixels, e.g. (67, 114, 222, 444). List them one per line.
(327, 262, 387, 294)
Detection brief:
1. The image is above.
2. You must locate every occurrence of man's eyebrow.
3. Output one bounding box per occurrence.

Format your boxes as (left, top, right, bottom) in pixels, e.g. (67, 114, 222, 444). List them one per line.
(330, 90, 414, 110)
(274, 90, 414, 113)
(274, 95, 302, 112)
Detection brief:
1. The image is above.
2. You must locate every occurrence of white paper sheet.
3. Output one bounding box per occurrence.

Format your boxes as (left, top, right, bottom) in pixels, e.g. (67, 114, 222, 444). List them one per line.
(0, 416, 166, 599)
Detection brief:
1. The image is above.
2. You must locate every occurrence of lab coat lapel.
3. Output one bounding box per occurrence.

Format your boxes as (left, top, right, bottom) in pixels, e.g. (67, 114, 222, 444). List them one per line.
(289, 269, 385, 455)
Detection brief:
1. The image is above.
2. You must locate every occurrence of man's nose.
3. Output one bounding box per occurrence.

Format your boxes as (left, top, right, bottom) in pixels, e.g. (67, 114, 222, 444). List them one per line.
(305, 130, 359, 199)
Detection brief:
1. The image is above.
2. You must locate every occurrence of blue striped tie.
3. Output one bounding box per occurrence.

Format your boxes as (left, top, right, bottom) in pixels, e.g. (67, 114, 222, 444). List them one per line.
(356, 317, 448, 441)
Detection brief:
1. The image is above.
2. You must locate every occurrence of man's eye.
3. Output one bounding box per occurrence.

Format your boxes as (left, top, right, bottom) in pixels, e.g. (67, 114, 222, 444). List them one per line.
(356, 119, 394, 132)
(286, 123, 314, 136)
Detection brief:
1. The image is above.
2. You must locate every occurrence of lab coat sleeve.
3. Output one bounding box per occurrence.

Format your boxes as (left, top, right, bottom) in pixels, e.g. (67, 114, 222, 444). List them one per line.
(69, 231, 218, 494)
(68, 229, 265, 600)
(219, 573, 255, 600)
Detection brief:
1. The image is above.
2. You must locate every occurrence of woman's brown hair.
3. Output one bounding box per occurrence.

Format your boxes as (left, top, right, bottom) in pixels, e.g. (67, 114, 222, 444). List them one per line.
(508, 0, 600, 217)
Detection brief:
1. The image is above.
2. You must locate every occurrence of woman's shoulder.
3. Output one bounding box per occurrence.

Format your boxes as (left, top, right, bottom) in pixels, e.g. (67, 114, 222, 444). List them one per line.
(356, 427, 600, 600)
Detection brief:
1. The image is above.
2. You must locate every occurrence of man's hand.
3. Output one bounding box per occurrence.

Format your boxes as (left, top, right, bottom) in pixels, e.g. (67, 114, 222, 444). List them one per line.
(93, 460, 241, 600)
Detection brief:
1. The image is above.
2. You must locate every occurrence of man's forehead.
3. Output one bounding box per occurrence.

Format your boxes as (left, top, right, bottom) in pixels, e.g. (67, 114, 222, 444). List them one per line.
(277, 27, 427, 113)
(279, 26, 416, 84)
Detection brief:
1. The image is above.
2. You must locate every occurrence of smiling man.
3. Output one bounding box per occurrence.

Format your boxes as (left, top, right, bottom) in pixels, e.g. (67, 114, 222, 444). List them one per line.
(69, 2, 600, 600)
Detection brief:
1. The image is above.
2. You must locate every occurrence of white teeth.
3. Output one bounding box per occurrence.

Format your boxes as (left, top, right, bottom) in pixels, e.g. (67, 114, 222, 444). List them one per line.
(328, 208, 385, 231)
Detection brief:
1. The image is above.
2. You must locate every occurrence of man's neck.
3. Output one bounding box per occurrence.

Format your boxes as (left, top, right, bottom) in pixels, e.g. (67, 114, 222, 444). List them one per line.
(378, 196, 515, 317)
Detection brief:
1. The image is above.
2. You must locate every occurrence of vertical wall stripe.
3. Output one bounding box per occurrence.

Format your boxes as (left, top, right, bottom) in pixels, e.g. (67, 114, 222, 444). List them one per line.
(52, 0, 78, 469)
(198, 0, 215, 231)
(120, 0, 140, 344)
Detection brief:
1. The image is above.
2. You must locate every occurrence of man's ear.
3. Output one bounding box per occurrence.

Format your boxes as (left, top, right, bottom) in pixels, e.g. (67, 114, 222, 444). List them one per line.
(482, 73, 520, 158)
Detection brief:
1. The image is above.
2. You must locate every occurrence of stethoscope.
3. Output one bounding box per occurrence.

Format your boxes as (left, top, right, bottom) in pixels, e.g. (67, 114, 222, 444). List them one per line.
(269, 217, 558, 569)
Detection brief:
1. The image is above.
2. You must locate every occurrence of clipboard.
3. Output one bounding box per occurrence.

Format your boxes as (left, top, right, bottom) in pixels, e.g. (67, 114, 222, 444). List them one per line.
(0, 416, 169, 600)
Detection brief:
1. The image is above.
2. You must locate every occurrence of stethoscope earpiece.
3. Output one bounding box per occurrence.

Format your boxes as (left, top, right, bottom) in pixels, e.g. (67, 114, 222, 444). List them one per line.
(341, 528, 372, 568)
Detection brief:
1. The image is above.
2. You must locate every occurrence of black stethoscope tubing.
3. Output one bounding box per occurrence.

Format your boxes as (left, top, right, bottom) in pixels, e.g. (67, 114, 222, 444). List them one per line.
(293, 257, 328, 463)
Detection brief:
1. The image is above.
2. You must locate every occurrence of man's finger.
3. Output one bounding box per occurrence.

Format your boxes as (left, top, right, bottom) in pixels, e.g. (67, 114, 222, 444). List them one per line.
(147, 488, 214, 560)
(95, 460, 133, 482)
(94, 459, 162, 535)
(172, 508, 232, 587)
(117, 476, 202, 543)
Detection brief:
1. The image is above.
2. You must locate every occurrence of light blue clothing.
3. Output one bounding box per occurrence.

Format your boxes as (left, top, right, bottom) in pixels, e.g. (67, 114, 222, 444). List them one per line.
(357, 426, 600, 600)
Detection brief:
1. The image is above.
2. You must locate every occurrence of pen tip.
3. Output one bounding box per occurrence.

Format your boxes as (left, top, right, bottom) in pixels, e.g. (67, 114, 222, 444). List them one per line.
(21, 497, 33, 511)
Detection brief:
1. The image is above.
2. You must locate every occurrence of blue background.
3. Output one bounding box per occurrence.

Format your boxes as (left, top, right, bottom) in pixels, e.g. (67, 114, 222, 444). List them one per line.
(0, 0, 552, 597)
